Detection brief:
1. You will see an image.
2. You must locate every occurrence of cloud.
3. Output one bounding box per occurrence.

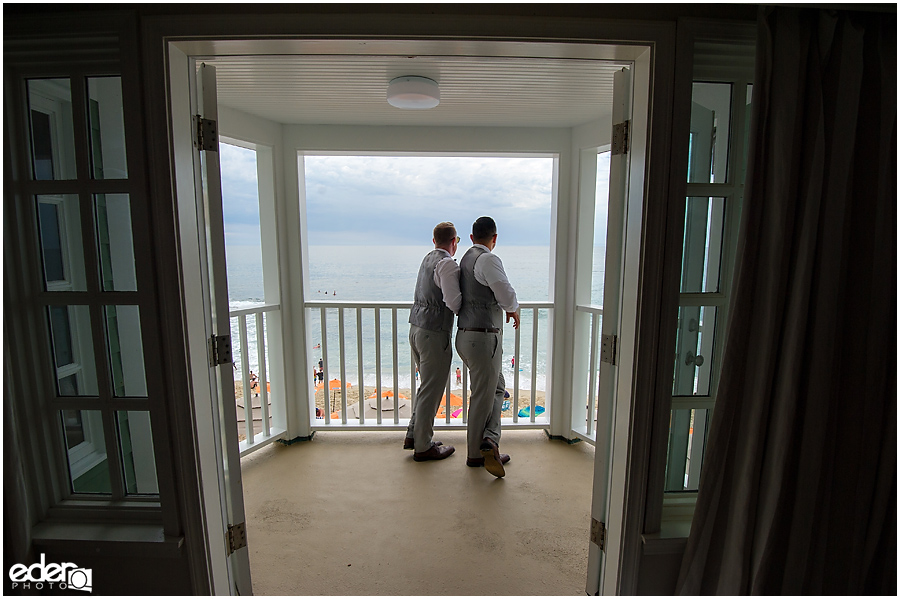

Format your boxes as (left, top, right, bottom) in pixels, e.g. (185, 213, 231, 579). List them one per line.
(218, 149, 609, 248)
(303, 155, 555, 245)
(220, 143, 261, 244)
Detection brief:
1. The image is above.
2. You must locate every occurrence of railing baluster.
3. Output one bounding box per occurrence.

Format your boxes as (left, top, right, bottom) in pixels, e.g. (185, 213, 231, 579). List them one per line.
(338, 307, 347, 424)
(356, 308, 364, 424)
(321, 307, 329, 425)
(445, 372, 451, 424)
(391, 308, 399, 425)
(531, 308, 539, 422)
(514, 317, 522, 422)
(239, 314, 253, 444)
(374, 309, 382, 424)
(462, 365, 468, 424)
(256, 312, 270, 436)
(586, 312, 600, 436)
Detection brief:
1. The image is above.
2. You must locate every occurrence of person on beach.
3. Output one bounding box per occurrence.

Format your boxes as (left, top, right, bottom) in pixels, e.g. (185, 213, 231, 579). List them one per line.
(456, 216, 520, 478)
(456, 367, 462, 385)
(404, 222, 462, 462)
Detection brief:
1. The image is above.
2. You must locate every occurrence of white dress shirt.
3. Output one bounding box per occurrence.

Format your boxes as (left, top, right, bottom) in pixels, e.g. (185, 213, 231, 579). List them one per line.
(432, 248, 462, 315)
(471, 243, 520, 313)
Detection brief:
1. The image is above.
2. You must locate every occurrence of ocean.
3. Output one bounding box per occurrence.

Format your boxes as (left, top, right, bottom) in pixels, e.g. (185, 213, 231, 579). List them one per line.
(226, 244, 606, 392)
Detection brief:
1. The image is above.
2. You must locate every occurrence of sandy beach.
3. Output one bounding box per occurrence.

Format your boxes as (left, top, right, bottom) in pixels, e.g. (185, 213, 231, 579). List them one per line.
(236, 380, 546, 412)
(234, 380, 547, 440)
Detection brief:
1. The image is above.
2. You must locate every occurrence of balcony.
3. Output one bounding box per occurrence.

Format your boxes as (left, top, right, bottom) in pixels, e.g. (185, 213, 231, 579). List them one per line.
(238, 428, 597, 595)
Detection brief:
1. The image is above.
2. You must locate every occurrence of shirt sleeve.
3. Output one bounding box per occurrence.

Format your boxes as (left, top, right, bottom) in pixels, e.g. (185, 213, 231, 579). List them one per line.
(473, 252, 519, 312)
(433, 256, 462, 314)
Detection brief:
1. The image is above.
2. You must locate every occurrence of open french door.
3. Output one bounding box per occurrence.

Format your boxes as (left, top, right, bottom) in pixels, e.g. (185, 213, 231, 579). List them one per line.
(192, 62, 253, 595)
(586, 65, 633, 595)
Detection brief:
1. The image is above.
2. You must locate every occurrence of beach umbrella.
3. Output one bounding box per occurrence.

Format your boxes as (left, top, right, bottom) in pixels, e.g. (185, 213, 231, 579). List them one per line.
(439, 393, 463, 408)
(315, 378, 351, 412)
(346, 390, 411, 419)
(366, 389, 408, 411)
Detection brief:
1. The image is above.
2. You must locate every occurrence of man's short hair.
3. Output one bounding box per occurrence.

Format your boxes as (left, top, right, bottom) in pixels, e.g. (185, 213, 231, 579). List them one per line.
(433, 221, 457, 246)
(472, 216, 497, 242)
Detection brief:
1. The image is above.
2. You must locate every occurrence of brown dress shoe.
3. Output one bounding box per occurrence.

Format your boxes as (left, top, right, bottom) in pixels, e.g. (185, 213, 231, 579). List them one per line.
(480, 438, 506, 478)
(413, 443, 455, 462)
(404, 438, 442, 450)
(466, 454, 510, 468)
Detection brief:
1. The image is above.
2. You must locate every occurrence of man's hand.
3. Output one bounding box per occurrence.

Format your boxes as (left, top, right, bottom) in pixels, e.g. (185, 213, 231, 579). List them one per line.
(506, 310, 521, 329)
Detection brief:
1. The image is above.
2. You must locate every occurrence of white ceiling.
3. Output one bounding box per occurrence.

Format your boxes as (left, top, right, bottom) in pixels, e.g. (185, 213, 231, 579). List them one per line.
(206, 54, 626, 128)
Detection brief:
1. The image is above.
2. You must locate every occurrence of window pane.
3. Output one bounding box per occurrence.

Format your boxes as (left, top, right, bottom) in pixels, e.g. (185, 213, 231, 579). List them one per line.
(665, 408, 711, 492)
(116, 411, 159, 495)
(673, 305, 718, 396)
(60, 410, 110, 494)
(48, 305, 98, 396)
(680, 197, 726, 293)
(87, 77, 128, 180)
(688, 83, 732, 184)
(36, 195, 86, 291)
(27, 79, 77, 180)
(95, 194, 137, 291)
(105, 305, 147, 397)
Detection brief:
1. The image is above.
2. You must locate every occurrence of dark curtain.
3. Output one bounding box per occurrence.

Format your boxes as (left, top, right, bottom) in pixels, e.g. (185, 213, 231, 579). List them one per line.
(676, 7, 896, 595)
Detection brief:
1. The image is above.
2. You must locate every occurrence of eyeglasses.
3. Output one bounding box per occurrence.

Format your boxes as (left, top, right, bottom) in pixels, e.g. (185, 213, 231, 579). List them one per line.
(455, 236, 461, 243)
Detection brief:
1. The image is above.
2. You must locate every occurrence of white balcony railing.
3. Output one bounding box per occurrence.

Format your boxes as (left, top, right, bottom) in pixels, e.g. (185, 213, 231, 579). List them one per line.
(306, 300, 553, 430)
(230, 303, 286, 455)
(574, 304, 604, 442)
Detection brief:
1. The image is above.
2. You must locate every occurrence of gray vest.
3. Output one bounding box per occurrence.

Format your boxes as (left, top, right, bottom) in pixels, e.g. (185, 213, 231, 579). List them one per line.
(458, 246, 503, 330)
(408, 249, 454, 333)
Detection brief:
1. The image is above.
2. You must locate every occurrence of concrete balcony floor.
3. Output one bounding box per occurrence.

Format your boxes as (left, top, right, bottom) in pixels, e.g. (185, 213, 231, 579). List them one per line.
(239, 429, 596, 595)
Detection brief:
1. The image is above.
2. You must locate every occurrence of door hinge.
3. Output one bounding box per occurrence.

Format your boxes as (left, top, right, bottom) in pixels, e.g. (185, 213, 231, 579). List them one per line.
(209, 334, 233, 367)
(227, 522, 247, 555)
(194, 115, 219, 152)
(600, 334, 618, 366)
(611, 120, 630, 155)
(590, 518, 607, 551)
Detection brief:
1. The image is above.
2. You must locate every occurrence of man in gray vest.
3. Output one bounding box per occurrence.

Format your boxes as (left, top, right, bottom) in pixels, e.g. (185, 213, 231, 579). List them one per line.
(405, 222, 461, 461)
(456, 216, 520, 477)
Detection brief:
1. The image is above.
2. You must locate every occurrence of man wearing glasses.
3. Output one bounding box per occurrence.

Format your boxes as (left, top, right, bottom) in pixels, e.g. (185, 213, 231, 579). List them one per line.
(405, 222, 462, 461)
(456, 216, 520, 478)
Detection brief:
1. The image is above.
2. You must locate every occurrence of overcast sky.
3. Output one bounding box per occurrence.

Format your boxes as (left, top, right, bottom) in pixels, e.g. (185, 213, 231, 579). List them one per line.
(220, 144, 609, 247)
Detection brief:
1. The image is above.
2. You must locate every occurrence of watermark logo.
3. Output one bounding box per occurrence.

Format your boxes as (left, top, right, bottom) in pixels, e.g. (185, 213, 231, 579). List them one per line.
(9, 553, 92, 592)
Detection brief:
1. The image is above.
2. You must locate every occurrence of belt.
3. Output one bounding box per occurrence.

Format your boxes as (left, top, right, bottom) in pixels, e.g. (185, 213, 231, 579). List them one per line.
(459, 327, 500, 333)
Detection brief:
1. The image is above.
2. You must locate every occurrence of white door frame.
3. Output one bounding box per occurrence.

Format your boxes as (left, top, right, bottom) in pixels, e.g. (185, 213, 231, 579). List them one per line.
(146, 18, 678, 595)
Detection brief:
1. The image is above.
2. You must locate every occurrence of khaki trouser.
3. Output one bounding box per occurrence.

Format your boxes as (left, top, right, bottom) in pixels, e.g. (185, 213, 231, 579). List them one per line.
(406, 324, 453, 453)
(455, 329, 505, 459)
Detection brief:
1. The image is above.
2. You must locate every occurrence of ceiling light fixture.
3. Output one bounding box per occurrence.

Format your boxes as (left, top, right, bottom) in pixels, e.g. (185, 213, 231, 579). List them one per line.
(386, 76, 440, 109)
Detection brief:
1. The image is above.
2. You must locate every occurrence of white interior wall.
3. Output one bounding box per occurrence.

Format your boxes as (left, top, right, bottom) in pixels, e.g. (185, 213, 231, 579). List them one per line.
(216, 105, 295, 436)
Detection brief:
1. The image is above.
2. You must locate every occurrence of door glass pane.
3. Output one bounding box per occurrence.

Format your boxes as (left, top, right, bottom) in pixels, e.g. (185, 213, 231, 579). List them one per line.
(48, 305, 98, 396)
(673, 305, 718, 396)
(592, 150, 611, 307)
(665, 408, 710, 492)
(680, 197, 726, 293)
(688, 83, 732, 184)
(87, 77, 128, 180)
(95, 194, 137, 291)
(27, 79, 77, 180)
(36, 195, 86, 291)
(60, 410, 110, 494)
(105, 305, 147, 397)
(117, 411, 159, 495)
